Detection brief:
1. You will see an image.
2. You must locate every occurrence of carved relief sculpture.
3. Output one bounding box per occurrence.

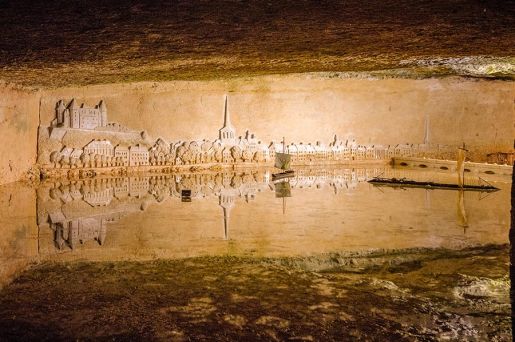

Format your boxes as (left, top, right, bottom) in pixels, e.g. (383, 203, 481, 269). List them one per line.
(36, 95, 445, 179)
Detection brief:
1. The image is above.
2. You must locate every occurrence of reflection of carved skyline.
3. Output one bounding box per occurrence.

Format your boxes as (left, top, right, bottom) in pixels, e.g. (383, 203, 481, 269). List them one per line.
(37, 168, 388, 252)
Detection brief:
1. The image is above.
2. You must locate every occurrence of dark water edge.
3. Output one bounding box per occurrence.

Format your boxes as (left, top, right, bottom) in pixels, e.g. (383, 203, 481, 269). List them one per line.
(0, 245, 510, 341)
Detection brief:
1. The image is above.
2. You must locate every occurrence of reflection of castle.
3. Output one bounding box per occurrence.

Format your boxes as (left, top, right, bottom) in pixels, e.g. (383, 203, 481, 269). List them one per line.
(53, 99, 107, 129)
(38, 169, 394, 252)
(52, 218, 108, 250)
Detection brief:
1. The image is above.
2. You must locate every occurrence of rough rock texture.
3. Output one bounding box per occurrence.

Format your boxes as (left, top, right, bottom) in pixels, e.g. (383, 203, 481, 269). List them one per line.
(0, 84, 40, 185)
(0, 182, 38, 289)
(0, 246, 510, 340)
(0, 0, 514, 87)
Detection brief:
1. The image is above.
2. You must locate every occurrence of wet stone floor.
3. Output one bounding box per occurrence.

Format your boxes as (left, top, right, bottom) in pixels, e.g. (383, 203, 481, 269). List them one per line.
(0, 245, 510, 341)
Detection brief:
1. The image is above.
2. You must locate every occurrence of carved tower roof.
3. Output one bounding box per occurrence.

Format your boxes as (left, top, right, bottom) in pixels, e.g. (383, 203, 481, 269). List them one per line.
(219, 95, 236, 145)
(98, 100, 107, 111)
(222, 95, 234, 129)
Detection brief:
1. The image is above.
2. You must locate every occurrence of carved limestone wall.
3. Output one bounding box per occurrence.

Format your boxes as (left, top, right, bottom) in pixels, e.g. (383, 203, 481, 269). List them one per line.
(2, 75, 514, 184)
(0, 84, 40, 185)
(38, 76, 515, 155)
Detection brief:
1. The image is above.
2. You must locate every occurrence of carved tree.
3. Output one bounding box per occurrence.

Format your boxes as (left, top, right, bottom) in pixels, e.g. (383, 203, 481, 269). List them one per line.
(182, 149, 194, 164)
(49, 151, 60, 168)
(242, 148, 253, 162)
(94, 154, 100, 168)
(214, 150, 223, 163)
(58, 156, 69, 168)
(230, 146, 242, 162)
(80, 153, 90, 168)
(176, 145, 186, 159)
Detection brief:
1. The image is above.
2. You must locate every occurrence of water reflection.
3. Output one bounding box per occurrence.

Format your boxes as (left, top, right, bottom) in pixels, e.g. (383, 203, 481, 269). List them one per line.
(0, 166, 511, 339)
(37, 168, 375, 250)
(31, 167, 510, 260)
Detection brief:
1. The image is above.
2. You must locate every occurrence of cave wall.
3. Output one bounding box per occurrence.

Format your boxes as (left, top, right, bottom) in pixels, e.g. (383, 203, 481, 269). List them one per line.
(0, 84, 40, 185)
(0, 182, 38, 288)
(39, 76, 514, 151)
(0, 75, 513, 185)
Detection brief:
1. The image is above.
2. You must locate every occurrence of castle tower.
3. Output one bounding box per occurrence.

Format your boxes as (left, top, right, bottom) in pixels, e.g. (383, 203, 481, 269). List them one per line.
(99, 100, 107, 127)
(219, 95, 236, 146)
(68, 98, 76, 110)
(55, 100, 66, 126)
(68, 98, 78, 128)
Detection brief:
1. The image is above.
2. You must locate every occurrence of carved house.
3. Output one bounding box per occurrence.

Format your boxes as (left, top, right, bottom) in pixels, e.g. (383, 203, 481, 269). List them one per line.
(128, 177, 150, 197)
(114, 145, 129, 166)
(222, 147, 232, 163)
(129, 144, 150, 166)
(84, 188, 114, 207)
(52, 217, 108, 250)
(84, 140, 114, 157)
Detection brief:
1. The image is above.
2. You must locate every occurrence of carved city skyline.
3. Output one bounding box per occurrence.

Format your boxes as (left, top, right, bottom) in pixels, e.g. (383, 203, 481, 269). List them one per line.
(37, 96, 462, 175)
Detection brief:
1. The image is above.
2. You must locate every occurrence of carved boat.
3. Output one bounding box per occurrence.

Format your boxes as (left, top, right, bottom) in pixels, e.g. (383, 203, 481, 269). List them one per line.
(367, 177, 499, 192)
(272, 137, 295, 181)
(272, 169, 295, 181)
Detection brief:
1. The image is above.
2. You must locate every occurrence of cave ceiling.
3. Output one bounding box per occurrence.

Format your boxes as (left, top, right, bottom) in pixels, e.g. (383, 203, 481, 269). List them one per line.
(0, 0, 514, 88)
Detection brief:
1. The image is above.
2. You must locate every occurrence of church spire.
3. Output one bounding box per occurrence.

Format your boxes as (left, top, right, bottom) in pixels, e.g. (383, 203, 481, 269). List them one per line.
(219, 95, 236, 145)
(223, 95, 233, 128)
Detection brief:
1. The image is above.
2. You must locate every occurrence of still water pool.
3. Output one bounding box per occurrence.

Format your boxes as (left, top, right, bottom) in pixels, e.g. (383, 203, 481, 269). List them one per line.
(0, 166, 512, 340)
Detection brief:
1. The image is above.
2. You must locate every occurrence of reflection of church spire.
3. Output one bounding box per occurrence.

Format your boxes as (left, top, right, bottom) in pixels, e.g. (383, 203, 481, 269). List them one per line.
(423, 113, 430, 145)
(98, 221, 107, 245)
(219, 190, 235, 240)
(219, 95, 236, 145)
(222, 207, 230, 240)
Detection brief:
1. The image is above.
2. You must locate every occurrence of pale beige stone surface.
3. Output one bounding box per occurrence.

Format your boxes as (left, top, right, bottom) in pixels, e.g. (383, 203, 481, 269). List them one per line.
(39, 76, 514, 151)
(0, 182, 38, 289)
(0, 84, 39, 185)
(1, 75, 514, 185)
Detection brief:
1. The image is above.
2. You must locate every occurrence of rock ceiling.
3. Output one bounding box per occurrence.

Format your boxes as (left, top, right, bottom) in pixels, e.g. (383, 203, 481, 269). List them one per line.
(0, 0, 514, 87)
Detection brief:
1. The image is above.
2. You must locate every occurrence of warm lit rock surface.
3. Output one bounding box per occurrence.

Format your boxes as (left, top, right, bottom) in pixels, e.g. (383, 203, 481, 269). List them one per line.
(0, 0, 514, 87)
(0, 246, 510, 340)
(0, 84, 40, 184)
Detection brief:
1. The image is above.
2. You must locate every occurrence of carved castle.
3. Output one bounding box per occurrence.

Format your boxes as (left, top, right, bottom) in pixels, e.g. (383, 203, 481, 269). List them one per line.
(53, 99, 107, 129)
